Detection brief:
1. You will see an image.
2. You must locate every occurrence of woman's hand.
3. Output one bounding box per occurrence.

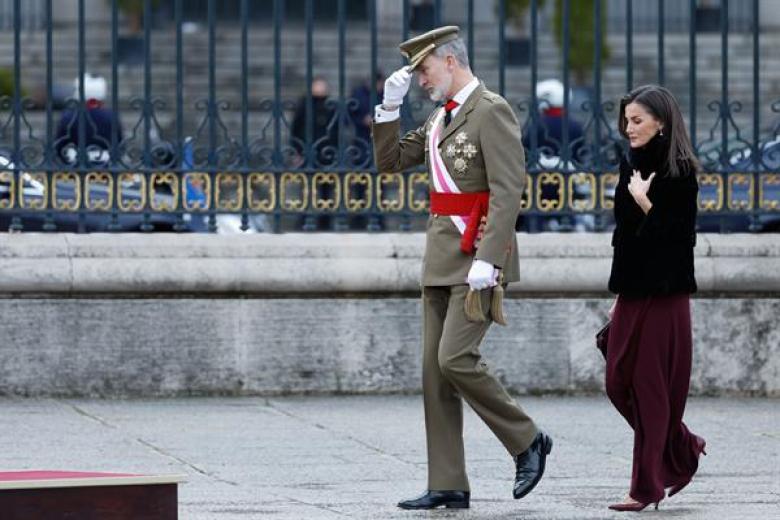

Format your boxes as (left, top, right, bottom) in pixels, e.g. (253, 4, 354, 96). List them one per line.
(628, 169, 654, 214)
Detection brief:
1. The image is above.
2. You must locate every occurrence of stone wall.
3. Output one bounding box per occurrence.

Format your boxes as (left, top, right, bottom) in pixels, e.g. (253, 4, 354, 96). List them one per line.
(0, 233, 777, 397)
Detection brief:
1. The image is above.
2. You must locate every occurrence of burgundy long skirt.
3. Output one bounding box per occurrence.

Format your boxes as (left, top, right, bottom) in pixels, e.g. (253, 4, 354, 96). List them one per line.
(605, 293, 706, 504)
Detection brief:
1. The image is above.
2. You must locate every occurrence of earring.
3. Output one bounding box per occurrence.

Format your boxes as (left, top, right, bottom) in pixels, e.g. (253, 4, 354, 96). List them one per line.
(659, 128, 664, 136)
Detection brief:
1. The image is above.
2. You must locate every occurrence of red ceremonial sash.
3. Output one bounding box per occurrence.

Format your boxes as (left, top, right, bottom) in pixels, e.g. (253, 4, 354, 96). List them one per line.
(430, 191, 489, 255)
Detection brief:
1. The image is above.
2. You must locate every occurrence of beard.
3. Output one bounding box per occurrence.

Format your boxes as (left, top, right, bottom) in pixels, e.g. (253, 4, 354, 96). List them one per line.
(427, 76, 453, 102)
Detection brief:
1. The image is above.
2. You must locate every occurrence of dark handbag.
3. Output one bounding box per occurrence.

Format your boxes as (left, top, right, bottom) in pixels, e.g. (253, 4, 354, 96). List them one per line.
(595, 321, 610, 360)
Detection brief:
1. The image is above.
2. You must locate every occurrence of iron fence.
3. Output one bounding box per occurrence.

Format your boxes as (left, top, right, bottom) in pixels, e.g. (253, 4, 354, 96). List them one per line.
(0, 0, 778, 233)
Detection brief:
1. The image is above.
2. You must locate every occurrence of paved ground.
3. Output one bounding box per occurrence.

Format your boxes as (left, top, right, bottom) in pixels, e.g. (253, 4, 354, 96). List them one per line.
(0, 396, 777, 519)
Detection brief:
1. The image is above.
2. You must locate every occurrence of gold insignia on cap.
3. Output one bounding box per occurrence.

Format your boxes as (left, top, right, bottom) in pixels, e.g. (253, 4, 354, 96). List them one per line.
(399, 25, 460, 70)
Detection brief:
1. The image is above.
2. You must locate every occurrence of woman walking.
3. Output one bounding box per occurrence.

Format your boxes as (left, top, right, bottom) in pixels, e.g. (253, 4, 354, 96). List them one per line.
(605, 84, 707, 512)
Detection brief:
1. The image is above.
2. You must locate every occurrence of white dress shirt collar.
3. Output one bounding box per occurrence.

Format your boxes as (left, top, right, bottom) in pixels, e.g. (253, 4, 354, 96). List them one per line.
(451, 77, 480, 107)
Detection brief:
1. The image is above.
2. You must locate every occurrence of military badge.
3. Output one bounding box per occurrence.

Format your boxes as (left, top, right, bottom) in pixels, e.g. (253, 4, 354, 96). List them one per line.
(447, 131, 477, 175)
(454, 158, 467, 174)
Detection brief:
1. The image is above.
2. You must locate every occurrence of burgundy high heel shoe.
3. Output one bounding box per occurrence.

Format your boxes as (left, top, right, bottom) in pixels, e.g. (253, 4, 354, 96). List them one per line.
(668, 440, 708, 497)
(608, 499, 660, 512)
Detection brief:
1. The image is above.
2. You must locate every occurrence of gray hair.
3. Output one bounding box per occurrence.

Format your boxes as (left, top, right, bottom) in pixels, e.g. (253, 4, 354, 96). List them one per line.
(433, 38, 470, 69)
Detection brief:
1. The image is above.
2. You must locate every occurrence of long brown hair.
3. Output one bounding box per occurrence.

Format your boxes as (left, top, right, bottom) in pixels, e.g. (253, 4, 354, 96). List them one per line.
(618, 85, 700, 178)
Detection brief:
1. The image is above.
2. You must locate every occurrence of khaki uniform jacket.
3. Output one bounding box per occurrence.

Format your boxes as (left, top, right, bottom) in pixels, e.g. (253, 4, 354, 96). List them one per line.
(372, 84, 527, 286)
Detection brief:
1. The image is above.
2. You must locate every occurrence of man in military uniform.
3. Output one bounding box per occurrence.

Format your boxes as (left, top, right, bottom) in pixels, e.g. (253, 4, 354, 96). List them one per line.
(372, 26, 552, 510)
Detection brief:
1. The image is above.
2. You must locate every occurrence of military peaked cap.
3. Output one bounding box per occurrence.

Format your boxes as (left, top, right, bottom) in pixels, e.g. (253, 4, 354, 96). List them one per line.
(399, 25, 460, 70)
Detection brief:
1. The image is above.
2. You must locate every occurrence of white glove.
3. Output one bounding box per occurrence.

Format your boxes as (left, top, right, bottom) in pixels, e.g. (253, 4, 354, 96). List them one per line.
(382, 66, 412, 108)
(467, 259, 498, 291)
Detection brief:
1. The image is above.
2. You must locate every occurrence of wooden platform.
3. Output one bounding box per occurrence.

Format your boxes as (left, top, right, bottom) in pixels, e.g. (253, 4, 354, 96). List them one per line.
(0, 471, 185, 520)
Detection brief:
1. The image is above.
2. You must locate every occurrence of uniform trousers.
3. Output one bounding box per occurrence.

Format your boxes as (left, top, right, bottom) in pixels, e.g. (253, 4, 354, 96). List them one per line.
(422, 284, 538, 491)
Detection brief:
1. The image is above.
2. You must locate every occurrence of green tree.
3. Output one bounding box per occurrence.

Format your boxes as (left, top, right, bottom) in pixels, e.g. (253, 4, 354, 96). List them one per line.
(0, 68, 21, 98)
(504, 0, 547, 35)
(110, 0, 161, 33)
(552, 0, 610, 85)
(115, 0, 160, 14)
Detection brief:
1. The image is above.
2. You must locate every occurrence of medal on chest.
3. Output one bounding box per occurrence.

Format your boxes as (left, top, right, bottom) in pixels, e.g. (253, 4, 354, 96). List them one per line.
(444, 131, 477, 175)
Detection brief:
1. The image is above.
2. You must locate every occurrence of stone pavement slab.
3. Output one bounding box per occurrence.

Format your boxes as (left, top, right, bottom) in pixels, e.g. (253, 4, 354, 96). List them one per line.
(0, 396, 777, 519)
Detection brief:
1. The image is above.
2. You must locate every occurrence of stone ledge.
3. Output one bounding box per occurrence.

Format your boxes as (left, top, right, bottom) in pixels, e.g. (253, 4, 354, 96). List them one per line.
(0, 233, 778, 294)
(0, 297, 776, 397)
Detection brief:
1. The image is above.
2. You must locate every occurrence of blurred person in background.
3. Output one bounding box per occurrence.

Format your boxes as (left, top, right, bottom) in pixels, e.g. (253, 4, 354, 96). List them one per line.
(55, 73, 121, 166)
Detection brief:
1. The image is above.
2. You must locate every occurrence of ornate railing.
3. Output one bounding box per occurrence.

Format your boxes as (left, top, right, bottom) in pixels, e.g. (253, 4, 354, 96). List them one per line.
(0, 0, 777, 232)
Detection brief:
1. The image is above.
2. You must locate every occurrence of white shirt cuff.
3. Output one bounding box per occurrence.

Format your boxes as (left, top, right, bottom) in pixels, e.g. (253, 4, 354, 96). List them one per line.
(374, 104, 400, 123)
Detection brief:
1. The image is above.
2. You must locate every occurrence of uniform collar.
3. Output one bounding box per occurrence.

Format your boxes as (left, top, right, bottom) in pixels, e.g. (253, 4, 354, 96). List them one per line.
(451, 77, 480, 106)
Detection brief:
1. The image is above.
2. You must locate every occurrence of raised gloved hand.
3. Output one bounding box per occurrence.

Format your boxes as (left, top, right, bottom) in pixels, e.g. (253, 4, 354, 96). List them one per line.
(382, 66, 412, 108)
(467, 259, 498, 291)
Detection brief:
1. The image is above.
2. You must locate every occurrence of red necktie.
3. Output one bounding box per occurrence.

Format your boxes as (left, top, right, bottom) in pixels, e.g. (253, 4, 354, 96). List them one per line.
(444, 99, 459, 127)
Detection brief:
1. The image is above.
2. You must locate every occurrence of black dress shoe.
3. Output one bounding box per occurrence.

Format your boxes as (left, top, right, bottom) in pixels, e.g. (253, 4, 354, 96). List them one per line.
(513, 431, 553, 499)
(397, 490, 470, 510)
